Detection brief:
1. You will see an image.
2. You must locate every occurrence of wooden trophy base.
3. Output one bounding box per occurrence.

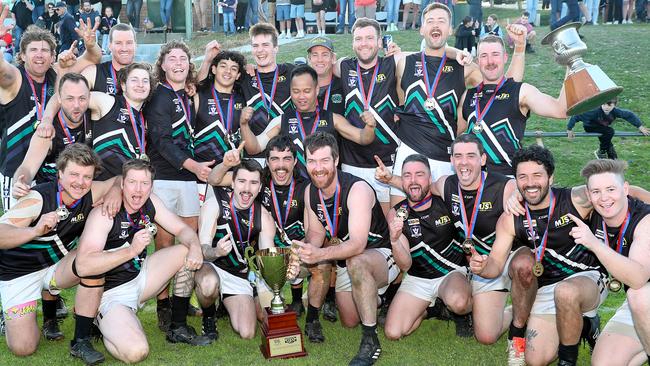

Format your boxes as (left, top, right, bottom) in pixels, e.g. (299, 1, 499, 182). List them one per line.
(260, 307, 307, 359)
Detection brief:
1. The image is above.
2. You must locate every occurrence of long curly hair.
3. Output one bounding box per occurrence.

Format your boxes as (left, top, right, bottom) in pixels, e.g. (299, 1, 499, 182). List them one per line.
(154, 40, 197, 87)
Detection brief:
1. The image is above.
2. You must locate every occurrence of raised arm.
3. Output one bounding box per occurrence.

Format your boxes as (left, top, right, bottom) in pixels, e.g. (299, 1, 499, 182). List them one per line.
(387, 208, 412, 271)
(12, 134, 52, 196)
(0, 191, 57, 248)
(504, 24, 526, 82)
(197, 40, 221, 82)
(332, 112, 376, 145)
(0, 6, 20, 98)
(257, 207, 277, 250)
(151, 194, 202, 269)
(240, 111, 280, 155)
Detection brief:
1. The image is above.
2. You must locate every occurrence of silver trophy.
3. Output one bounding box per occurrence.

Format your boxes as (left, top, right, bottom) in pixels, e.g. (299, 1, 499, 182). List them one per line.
(541, 22, 623, 116)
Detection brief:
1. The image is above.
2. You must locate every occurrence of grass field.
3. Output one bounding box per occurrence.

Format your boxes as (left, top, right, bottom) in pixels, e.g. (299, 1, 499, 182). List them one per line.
(2, 7, 650, 365)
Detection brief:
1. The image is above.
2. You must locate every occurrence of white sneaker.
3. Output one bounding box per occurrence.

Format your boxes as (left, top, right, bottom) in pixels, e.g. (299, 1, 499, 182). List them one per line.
(507, 337, 526, 366)
(606, 21, 612, 24)
(279, 32, 286, 39)
(614, 20, 619, 24)
(296, 30, 304, 38)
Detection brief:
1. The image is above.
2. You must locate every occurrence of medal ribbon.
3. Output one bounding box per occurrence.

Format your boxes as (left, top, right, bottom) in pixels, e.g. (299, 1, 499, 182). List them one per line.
(125, 99, 146, 157)
(421, 52, 447, 100)
(457, 172, 486, 241)
(318, 181, 341, 239)
(211, 87, 235, 133)
(163, 82, 193, 137)
(229, 197, 255, 250)
(473, 77, 506, 130)
(602, 211, 630, 254)
(409, 194, 433, 210)
(321, 78, 332, 110)
(24, 70, 47, 120)
(524, 191, 556, 263)
(57, 110, 76, 144)
(295, 108, 321, 140)
(57, 184, 81, 209)
(270, 179, 295, 228)
(125, 208, 146, 229)
(256, 67, 279, 113)
(109, 65, 120, 93)
(356, 62, 379, 110)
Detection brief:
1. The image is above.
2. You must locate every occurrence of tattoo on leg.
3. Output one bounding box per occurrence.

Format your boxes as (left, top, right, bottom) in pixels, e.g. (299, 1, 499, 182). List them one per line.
(173, 268, 196, 298)
(525, 328, 538, 352)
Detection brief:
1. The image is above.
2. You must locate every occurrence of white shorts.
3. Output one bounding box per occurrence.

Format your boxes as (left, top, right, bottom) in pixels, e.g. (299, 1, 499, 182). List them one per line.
(530, 270, 608, 317)
(197, 183, 216, 206)
(335, 247, 400, 294)
(390, 141, 453, 197)
(0, 263, 61, 311)
(602, 299, 637, 339)
(398, 268, 468, 303)
(471, 247, 529, 294)
(98, 259, 150, 317)
(208, 262, 254, 297)
(153, 180, 200, 217)
(342, 164, 390, 203)
(0, 173, 17, 211)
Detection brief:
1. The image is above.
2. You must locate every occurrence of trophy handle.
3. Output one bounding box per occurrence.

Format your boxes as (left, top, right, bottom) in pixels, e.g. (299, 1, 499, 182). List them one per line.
(244, 246, 259, 276)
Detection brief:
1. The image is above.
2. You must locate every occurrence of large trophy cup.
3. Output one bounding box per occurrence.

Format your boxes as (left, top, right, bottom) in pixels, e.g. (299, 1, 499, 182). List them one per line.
(541, 22, 623, 115)
(245, 246, 307, 359)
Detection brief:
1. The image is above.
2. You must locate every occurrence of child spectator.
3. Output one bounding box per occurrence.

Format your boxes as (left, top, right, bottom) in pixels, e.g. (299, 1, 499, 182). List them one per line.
(100, 6, 117, 53)
(567, 97, 650, 159)
(219, 0, 237, 35)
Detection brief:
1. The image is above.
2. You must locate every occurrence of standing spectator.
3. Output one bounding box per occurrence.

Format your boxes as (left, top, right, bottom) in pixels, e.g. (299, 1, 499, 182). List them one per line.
(585, 0, 599, 23)
(454, 16, 476, 52)
(160, 0, 172, 30)
(77, 0, 100, 50)
(102, 0, 121, 22)
(526, 0, 537, 25)
(622, 0, 634, 22)
(245, 0, 259, 28)
(634, 0, 647, 21)
(56, 1, 78, 53)
(32, 0, 45, 23)
(606, 0, 623, 22)
(194, 0, 211, 31)
(290, 0, 305, 37)
(277, 0, 291, 37)
(479, 13, 503, 39)
(66, 0, 79, 15)
(39, 2, 60, 33)
(401, 0, 420, 30)
(385, 0, 401, 31)
(468, 0, 482, 28)
(511, 11, 536, 52)
(355, 0, 376, 19)
(127, 0, 143, 30)
(567, 98, 650, 159)
(312, 0, 326, 35)
(11, 0, 34, 51)
(267, 0, 276, 25)
(336, 0, 355, 33)
(100, 6, 117, 52)
(219, 0, 237, 34)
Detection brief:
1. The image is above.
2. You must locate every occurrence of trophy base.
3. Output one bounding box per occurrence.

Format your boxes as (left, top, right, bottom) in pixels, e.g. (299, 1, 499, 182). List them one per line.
(565, 66, 624, 115)
(260, 308, 307, 359)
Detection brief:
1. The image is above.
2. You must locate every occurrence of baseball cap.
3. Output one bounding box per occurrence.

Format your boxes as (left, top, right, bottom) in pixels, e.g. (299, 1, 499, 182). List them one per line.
(308, 37, 334, 53)
(55, 2, 67, 8)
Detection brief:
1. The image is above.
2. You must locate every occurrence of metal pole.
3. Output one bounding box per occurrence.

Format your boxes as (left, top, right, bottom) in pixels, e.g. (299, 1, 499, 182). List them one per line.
(523, 131, 645, 137)
(185, 0, 193, 39)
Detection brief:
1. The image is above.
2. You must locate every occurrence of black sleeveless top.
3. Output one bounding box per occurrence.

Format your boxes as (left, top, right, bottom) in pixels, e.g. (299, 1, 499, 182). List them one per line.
(261, 176, 309, 247)
(394, 196, 465, 279)
(443, 172, 510, 255)
(279, 106, 336, 179)
(92, 61, 120, 96)
(397, 53, 465, 162)
(318, 76, 345, 116)
(308, 171, 390, 267)
(0, 66, 57, 176)
(339, 56, 399, 167)
(211, 187, 263, 279)
(0, 181, 93, 280)
(462, 78, 528, 175)
(514, 187, 604, 288)
(193, 86, 244, 165)
(103, 199, 156, 290)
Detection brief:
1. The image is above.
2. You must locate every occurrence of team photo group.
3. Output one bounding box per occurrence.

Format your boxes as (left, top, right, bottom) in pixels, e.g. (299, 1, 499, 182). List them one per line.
(0, 1, 649, 365)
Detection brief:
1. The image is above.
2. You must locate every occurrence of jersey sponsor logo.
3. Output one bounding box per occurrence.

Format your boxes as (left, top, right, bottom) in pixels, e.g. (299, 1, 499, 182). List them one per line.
(495, 93, 510, 101)
(332, 94, 343, 103)
(235, 102, 243, 110)
(442, 65, 454, 73)
(318, 119, 328, 127)
(479, 202, 493, 211)
(435, 215, 451, 226)
(70, 213, 85, 224)
(376, 74, 386, 83)
(553, 214, 571, 228)
(278, 75, 287, 83)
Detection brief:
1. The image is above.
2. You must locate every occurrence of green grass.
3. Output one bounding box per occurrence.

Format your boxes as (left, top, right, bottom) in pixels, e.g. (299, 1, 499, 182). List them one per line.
(3, 9, 650, 365)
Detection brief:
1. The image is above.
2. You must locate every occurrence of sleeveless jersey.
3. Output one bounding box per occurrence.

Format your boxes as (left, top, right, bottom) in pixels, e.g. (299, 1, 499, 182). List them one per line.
(240, 63, 294, 159)
(462, 78, 528, 175)
(394, 197, 465, 279)
(308, 171, 390, 267)
(144, 84, 196, 181)
(279, 106, 336, 179)
(0, 181, 93, 281)
(397, 53, 465, 161)
(318, 76, 345, 116)
(0, 66, 57, 176)
(514, 187, 604, 288)
(261, 177, 309, 248)
(443, 172, 510, 255)
(211, 187, 264, 279)
(103, 199, 156, 290)
(92, 95, 146, 181)
(339, 56, 399, 167)
(35, 111, 92, 184)
(193, 86, 244, 165)
(92, 61, 120, 96)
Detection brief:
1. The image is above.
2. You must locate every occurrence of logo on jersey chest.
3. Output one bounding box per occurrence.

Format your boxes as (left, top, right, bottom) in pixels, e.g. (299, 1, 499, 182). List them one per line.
(106, 78, 116, 94)
(332, 94, 343, 104)
(317, 204, 342, 222)
(523, 219, 540, 241)
(208, 98, 218, 116)
(70, 213, 85, 224)
(554, 214, 572, 228)
(408, 218, 422, 238)
(435, 215, 451, 226)
(117, 109, 129, 124)
(472, 91, 510, 106)
(221, 200, 232, 220)
(172, 98, 183, 114)
(594, 229, 628, 249)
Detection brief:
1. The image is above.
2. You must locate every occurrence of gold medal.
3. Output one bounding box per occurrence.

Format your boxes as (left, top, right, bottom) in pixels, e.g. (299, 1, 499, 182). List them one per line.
(424, 97, 436, 111)
(55, 206, 69, 221)
(472, 123, 483, 134)
(138, 153, 149, 161)
(145, 222, 157, 236)
(532, 262, 544, 277)
(396, 207, 408, 221)
(608, 278, 622, 292)
(329, 237, 341, 246)
(461, 239, 474, 254)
